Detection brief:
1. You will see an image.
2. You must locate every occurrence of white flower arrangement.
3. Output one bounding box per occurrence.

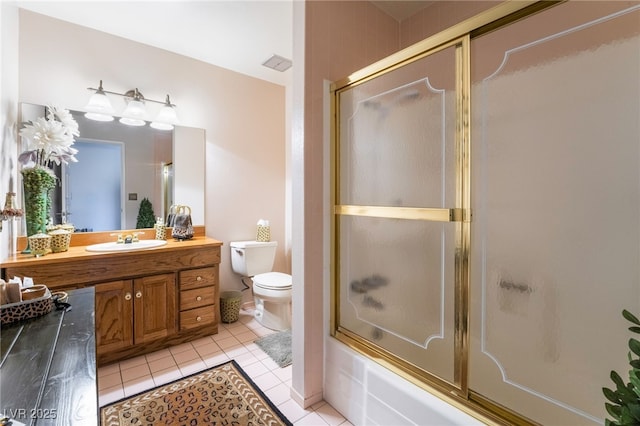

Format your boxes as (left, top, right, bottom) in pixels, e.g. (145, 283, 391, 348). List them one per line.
(18, 105, 79, 169)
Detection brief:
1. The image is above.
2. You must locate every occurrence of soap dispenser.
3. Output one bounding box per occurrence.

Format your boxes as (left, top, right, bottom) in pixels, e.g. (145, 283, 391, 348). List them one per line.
(154, 216, 167, 240)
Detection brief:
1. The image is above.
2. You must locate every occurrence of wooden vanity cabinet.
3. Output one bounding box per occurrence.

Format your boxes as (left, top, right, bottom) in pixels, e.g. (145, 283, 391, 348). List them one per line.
(179, 266, 218, 330)
(95, 273, 176, 356)
(1, 236, 222, 366)
(94, 280, 133, 353)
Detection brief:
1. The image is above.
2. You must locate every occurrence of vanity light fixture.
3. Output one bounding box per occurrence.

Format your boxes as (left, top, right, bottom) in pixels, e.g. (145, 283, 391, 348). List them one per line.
(84, 80, 115, 122)
(119, 88, 146, 127)
(150, 95, 179, 130)
(85, 80, 179, 130)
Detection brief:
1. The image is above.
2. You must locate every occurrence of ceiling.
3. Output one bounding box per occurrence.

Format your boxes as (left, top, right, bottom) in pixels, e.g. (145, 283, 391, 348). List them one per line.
(17, 1, 433, 87)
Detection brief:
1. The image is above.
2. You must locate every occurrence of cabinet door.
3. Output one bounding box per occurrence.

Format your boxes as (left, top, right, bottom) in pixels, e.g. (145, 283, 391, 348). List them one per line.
(95, 280, 133, 354)
(133, 273, 176, 343)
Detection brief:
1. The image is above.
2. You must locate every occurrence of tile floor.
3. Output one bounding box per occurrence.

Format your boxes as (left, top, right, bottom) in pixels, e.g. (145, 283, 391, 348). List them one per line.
(97, 307, 351, 425)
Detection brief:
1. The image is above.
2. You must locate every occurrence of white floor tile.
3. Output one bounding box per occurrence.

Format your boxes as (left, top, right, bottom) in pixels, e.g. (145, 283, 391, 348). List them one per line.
(194, 341, 222, 356)
(224, 344, 250, 358)
(234, 353, 261, 368)
(202, 352, 231, 368)
(251, 370, 282, 391)
(260, 357, 281, 371)
(98, 385, 124, 407)
(148, 355, 177, 373)
(273, 365, 292, 382)
(227, 323, 251, 335)
(264, 383, 292, 406)
(235, 330, 259, 343)
(122, 375, 155, 397)
(152, 366, 183, 386)
(172, 348, 200, 364)
(97, 363, 120, 378)
(145, 348, 172, 362)
(118, 355, 147, 370)
(295, 412, 329, 426)
(315, 403, 345, 426)
(216, 336, 242, 350)
(211, 328, 233, 340)
(96, 329, 348, 426)
(169, 342, 194, 354)
(120, 363, 151, 381)
(190, 336, 215, 347)
(178, 359, 207, 376)
(242, 360, 270, 378)
(98, 371, 122, 390)
(278, 399, 314, 423)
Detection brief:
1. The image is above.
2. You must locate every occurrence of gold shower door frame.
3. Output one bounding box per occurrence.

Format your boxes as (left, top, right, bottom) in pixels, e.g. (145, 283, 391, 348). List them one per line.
(331, 32, 472, 402)
(330, 2, 558, 424)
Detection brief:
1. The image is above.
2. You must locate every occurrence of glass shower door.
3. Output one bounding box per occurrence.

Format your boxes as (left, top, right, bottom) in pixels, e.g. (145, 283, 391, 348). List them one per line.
(334, 40, 464, 387)
(469, 2, 640, 423)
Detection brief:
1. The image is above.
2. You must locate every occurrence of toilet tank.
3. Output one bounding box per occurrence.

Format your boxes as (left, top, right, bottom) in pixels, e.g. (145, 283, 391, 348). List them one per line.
(230, 240, 278, 277)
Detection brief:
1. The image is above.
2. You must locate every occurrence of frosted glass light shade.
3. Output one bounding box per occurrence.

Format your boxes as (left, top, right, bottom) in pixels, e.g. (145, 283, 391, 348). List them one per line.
(84, 91, 114, 121)
(84, 112, 114, 122)
(150, 104, 179, 130)
(119, 99, 146, 126)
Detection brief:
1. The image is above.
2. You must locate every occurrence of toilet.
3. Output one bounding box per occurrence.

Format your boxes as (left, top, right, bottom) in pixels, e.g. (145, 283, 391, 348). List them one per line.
(230, 241, 292, 330)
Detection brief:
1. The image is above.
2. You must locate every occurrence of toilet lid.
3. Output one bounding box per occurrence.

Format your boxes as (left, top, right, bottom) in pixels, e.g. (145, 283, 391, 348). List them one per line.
(253, 272, 292, 290)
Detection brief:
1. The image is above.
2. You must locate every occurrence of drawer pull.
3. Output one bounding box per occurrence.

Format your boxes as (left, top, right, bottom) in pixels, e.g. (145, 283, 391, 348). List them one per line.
(136, 291, 142, 299)
(125, 292, 132, 301)
(196, 296, 202, 301)
(196, 276, 202, 281)
(196, 316, 202, 322)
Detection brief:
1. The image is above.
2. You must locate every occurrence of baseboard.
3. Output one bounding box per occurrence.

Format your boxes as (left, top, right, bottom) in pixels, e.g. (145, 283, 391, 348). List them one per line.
(290, 385, 323, 409)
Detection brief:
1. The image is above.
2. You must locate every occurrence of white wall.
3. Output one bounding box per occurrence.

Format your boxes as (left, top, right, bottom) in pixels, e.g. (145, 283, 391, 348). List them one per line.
(17, 10, 288, 291)
(0, 2, 19, 261)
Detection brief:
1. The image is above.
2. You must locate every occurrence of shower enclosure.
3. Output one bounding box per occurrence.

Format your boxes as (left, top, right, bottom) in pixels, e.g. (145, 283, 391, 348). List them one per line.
(331, 1, 640, 424)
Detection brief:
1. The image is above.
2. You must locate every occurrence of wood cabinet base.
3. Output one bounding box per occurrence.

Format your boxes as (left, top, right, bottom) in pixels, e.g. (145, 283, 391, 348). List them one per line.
(2, 237, 223, 368)
(97, 322, 218, 366)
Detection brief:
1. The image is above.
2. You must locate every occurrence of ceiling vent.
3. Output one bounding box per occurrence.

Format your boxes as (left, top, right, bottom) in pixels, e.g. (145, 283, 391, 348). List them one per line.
(262, 54, 292, 72)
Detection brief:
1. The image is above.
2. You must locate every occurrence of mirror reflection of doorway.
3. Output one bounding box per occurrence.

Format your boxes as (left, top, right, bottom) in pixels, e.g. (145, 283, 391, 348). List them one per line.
(162, 162, 174, 224)
(63, 140, 124, 232)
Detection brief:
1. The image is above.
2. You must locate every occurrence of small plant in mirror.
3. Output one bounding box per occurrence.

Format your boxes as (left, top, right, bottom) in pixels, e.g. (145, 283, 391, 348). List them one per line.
(603, 309, 640, 425)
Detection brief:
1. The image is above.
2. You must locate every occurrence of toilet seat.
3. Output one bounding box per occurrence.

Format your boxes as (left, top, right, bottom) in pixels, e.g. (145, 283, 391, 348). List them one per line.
(253, 272, 292, 290)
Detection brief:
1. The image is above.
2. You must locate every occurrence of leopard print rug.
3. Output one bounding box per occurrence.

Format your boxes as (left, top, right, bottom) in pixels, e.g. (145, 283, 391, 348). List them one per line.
(100, 360, 291, 425)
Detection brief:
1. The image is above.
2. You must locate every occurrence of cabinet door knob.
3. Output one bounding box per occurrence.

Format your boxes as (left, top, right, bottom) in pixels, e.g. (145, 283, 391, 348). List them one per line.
(196, 316, 202, 322)
(196, 276, 202, 281)
(125, 292, 132, 301)
(136, 291, 142, 299)
(196, 296, 202, 301)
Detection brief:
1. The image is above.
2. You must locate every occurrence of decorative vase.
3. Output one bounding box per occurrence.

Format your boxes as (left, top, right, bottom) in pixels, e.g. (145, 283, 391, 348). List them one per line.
(21, 167, 56, 254)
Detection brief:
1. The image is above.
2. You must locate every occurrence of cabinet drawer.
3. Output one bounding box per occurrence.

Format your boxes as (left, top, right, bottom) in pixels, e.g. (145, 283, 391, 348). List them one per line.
(179, 267, 217, 290)
(180, 305, 216, 330)
(180, 286, 216, 311)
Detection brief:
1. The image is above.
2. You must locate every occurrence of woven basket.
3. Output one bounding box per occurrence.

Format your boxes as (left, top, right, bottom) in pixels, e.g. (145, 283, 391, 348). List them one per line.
(1, 290, 53, 325)
(220, 291, 243, 323)
(49, 230, 72, 252)
(256, 225, 271, 242)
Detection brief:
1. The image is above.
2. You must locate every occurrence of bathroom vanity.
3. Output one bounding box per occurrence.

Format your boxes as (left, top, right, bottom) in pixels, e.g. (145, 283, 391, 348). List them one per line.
(1, 229, 222, 366)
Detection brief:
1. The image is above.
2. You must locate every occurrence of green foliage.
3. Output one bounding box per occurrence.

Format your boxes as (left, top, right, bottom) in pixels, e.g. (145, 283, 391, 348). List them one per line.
(136, 197, 155, 229)
(603, 309, 640, 425)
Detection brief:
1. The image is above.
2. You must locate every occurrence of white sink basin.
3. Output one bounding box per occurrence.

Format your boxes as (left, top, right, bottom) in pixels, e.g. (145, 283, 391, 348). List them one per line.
(85, 240, 168, 252)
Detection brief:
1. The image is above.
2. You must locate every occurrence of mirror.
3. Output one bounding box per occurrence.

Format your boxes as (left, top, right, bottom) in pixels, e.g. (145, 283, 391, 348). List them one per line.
(18, 103, 205, 234)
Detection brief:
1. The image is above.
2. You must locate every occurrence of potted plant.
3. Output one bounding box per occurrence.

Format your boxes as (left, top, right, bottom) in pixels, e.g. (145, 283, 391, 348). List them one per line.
(603, 309, 640, 425)
(136, 197, 155, 229)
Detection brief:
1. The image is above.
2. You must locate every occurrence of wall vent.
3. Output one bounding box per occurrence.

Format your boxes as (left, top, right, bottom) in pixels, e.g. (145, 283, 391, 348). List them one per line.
(262, 54, 292, 72)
